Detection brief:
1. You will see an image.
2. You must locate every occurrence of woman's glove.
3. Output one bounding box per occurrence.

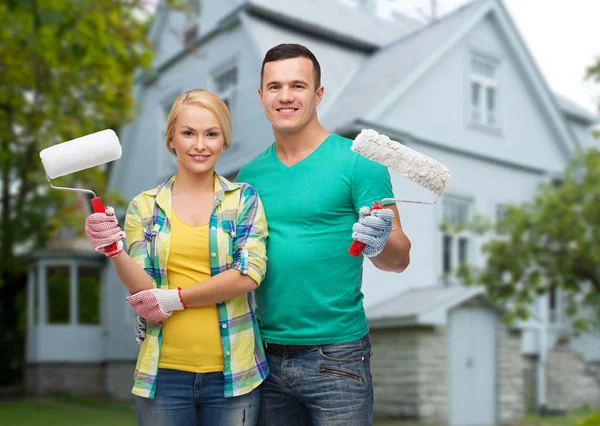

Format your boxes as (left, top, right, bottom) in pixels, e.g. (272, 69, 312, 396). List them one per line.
(126, 288, 186, 324)
(84, 206, 125, 258)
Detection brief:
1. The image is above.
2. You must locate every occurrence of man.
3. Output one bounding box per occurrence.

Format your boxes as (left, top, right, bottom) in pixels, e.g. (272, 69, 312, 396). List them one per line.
(236, 43, 411, 426)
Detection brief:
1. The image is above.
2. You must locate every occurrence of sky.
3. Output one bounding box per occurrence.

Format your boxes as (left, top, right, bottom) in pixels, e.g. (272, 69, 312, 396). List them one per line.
(381, 0, 600, 115)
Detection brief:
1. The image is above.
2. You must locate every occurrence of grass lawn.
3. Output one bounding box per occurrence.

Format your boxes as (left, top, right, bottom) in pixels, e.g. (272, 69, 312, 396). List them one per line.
(0, 396, 596, 426)
(0, 396, 137, 426)
(516, 409, 595, 426)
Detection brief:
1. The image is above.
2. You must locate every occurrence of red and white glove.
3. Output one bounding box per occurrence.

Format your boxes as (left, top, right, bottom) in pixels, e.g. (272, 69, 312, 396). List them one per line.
(126, 288, 186, 324)
(84, 206, 125, 258)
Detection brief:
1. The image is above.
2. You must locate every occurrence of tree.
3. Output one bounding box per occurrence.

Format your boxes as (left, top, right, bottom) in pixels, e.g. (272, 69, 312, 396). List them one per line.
(0, 0, 154, 384)
(448, 58, 600, 331)
(452, 148, 599, 329)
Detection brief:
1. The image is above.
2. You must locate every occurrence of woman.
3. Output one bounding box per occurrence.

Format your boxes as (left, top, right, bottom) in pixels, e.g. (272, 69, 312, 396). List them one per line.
(84, 89, 269, 426)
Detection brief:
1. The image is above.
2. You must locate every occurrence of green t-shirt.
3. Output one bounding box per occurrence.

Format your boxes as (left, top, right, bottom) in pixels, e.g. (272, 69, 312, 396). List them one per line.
(237, 134, 394, 345)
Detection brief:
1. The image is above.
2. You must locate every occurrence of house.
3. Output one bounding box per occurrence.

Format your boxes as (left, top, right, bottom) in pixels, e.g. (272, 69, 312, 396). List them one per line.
(24, 0, 600, 424)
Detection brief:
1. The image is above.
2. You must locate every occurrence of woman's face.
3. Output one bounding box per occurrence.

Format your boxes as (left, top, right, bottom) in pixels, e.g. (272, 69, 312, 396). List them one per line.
(168, 105, 225, 176)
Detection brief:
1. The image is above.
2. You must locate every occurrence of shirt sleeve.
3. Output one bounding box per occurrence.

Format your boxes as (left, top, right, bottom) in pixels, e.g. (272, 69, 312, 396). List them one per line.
(351, 153, 395, 213)
(231, 184, 268, 286)
(124, 197, 157, 286)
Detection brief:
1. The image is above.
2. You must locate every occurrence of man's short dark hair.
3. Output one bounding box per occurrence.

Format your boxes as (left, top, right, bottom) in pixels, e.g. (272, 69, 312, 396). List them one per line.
(260, 43, 321, 89)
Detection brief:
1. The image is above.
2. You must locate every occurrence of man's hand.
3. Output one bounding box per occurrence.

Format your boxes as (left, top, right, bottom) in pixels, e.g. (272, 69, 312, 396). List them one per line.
(84, 206, 125, 258)
(126, 288, 186, 324)
(352, 207, 395, 258)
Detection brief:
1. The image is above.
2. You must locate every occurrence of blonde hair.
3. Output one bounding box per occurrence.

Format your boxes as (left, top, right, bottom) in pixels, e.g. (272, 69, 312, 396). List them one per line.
(165, 89, 232, 154)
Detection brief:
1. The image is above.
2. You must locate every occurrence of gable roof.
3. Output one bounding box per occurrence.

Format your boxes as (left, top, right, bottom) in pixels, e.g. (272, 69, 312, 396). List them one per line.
(366, 285, 486, 327)
(322, 0, 581, 158)
(246, 0, 423, 50)
(321, 0, 487, 130)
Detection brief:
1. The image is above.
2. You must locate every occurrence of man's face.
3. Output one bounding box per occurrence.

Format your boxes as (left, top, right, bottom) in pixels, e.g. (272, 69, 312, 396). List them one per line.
(259, 57, 324, 135)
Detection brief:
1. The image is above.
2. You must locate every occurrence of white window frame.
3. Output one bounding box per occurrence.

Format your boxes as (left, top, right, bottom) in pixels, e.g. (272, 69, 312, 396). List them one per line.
(212, 64, 238, 116)
(469, 53, 500, 129)
(441, 196, 473, 281)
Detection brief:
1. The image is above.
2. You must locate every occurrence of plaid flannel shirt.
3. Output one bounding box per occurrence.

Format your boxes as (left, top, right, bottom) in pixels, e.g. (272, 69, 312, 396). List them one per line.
(124, 173, 269, 399)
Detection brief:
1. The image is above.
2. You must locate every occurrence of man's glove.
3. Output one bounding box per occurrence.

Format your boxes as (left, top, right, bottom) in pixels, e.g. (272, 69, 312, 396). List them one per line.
(134, 315, 146, 347)
(126, 288, 186, 324)
(84, 206, 125, 258)
(351, 207, 395, 258)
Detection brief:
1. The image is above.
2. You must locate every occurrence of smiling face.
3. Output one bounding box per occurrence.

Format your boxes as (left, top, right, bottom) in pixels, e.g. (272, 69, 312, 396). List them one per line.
(258, 57, 324, 135)
(167, 105, 225, 176)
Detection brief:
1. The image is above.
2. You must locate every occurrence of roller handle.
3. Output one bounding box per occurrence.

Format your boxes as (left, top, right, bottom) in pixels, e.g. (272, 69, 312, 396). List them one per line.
(90, 197, 119, 253)
(348, 201, 384, 257)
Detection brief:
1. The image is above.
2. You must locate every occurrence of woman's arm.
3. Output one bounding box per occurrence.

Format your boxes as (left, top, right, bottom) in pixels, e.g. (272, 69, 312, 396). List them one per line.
(116, 198, 156, 294)
(179, 269, 257, 307)
(111, 251, 154, 295)
(127, 184, 268, 317)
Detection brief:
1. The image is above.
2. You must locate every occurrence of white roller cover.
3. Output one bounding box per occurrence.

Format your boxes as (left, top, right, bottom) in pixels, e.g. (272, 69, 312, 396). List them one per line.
(351, 129, 450, 195)
(40, 129, 122, 179)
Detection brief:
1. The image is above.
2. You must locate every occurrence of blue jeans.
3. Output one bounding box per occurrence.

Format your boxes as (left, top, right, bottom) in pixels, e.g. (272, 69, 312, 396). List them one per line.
(135, 369, 260, 426)
(257, 333, 373, 426)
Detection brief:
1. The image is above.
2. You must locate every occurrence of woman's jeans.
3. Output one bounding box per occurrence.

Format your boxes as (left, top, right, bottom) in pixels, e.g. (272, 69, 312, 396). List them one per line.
(135, 369, 260, 426)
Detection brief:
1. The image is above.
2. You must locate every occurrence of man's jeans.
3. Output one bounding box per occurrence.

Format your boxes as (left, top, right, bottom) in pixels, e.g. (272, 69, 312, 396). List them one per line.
(257, 333, 373, 426)
(135, 369, 260, 426)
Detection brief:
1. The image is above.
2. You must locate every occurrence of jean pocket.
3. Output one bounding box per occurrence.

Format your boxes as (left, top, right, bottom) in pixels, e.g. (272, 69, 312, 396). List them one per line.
(319, 364, 362, 382)
(317, 340, 366, 363)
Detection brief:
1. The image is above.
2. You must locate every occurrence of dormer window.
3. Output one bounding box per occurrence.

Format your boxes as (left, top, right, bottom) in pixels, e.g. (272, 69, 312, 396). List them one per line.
(469, 54, 499, 129)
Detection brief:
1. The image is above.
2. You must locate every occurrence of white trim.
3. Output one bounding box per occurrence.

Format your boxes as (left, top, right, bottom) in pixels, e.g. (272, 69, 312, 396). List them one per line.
(38, 264, 47, 326)
(27, 267, 35, 327)
(69, 261, 78, 325)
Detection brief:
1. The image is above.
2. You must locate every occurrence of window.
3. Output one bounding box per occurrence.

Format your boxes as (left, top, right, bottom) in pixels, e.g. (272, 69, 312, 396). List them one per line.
(548, 287, 563, 324)
(213, 66, 238, 112)
(469, 54, 499, 128)
(496, 204, 508, 222)
(495, 203, 509, 233)
(44, 264, 102, 325)
(442, 197, 472, 276)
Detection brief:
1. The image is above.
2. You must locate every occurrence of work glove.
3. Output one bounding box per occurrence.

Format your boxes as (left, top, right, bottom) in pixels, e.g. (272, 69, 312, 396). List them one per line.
(126, 288, 186, 324)
(351, 206, 395, 258)
(84, 206, 125, 258)
(134, 315, 146, 347)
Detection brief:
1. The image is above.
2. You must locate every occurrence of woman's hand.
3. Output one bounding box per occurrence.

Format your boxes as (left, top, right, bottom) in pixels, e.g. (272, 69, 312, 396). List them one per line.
(84, 206, 125, 258)
(126, 288, 186, 323)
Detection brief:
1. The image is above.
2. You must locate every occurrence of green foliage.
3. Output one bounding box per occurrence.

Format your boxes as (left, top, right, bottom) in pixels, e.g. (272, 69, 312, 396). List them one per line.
(577, 411, 600, 426)
(0, 0, 153, 265)
(0, 0, 155, 384)
(449, 148, 600, 329)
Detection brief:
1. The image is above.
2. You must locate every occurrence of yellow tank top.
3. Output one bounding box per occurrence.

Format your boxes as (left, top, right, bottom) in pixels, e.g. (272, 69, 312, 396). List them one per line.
(158, 210, 224, 373)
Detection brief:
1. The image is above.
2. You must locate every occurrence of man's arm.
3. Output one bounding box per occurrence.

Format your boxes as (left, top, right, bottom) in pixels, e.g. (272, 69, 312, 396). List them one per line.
(369, 204, 411, 273)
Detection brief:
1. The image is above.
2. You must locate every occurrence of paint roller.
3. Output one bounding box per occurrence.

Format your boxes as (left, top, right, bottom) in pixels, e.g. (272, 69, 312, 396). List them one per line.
(349, 129, 451, 257)
(40, 129, 122, 252)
